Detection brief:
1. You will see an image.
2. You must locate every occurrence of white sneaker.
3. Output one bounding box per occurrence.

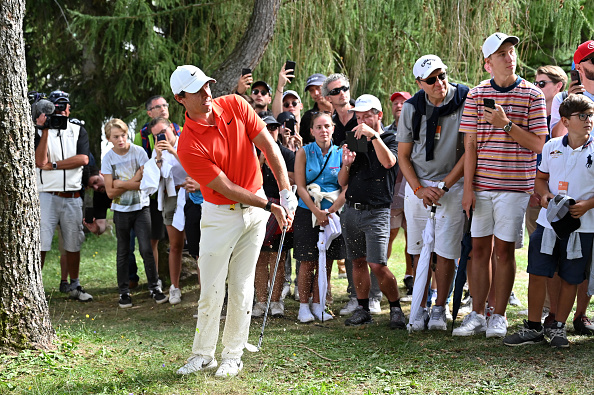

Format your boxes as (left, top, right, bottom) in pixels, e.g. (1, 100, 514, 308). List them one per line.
(311, 303, 333, 321)
(270, 301, 284, 317)
(294, 287, 300, 301)
(428, 305, 447, 331)
(452, 311, 487, 336)
(409, 308, 428, 331)
(339, 297, 358, 316)
(281, 283, 291, 300)
(445, 304, 453, 321)
(298, 303, 315, 323)
(215, 358, 243, 378)
(369, 298, 381, 315)
(251, 302, 266, 318)
(486, 313, 507, 338)
(177, 355, 217, 375)
(169, 285, 182, 305)
(70, 286, 93, 302)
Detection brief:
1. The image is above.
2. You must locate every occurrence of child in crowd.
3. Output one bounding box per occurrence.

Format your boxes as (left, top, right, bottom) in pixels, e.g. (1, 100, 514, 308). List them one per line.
(101, 119, 168, 308)
(503, 94, 594, 348)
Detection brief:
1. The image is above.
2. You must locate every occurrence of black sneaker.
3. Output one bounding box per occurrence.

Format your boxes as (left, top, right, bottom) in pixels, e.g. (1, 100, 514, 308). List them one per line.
(573, 314, 594, 335)
(389, 306, 406, 329)
(59, 280, 71, 293)
(345, 306, 372, 326)
(549, 322, 569, 348)
(503, 320, 545, 346)
(403, 276, 414, 296)
(119, 293, 133, 308)
(151, 289, 169, 304)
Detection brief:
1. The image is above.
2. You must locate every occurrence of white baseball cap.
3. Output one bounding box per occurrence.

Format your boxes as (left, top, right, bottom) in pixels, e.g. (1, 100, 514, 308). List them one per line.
(351, 94, 382, 113)
(482, 32, 519, 58)
(283, 90, 302, 102)
(413, 55, 448, 80)
(170, 65, 216, 95)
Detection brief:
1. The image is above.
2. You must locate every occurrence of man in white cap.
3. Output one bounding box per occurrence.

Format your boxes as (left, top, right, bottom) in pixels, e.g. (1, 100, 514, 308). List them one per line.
(456, 33, 548, 338)
(396, 55, 469, 331)
(338, 94, 406, 330)
(170, 65, 297, 378)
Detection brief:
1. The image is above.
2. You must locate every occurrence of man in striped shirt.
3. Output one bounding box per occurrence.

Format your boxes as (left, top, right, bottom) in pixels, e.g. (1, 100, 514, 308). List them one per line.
(454, 33, 548, 338)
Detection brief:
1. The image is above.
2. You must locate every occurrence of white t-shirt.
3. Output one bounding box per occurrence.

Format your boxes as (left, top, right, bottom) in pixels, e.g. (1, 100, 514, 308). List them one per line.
(101, 144, 150, 212)
(537, 135, 594, 232)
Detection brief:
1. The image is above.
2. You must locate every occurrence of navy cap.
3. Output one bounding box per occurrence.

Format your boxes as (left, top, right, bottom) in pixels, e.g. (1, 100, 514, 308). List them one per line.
(304, 73, 327, 92)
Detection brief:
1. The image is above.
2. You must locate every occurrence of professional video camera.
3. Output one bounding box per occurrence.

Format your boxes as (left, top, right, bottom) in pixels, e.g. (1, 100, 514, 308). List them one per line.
(28, 90, 69, 130)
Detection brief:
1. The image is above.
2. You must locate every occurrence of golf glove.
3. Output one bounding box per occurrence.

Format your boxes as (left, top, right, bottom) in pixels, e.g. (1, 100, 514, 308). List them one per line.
(279, 188, 298, 216)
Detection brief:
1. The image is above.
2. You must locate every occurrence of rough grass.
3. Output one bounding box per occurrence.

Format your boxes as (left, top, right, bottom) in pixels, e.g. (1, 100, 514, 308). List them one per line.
(2, 224, 594, 394)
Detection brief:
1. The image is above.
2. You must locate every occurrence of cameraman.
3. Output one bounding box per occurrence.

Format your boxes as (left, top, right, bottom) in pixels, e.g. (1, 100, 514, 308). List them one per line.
(34, 90, 92, 302)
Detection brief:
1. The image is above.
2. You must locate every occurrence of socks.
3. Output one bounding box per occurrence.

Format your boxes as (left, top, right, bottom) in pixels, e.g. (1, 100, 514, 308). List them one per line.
(389, 299, 402, 309)
(357, 298, 370, 311)
(527, 320, 543, 331)
(70, 278, 80, 289)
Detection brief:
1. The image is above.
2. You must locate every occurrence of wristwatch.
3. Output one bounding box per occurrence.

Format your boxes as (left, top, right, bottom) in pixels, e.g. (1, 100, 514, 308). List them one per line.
(265, 201, 272, 212)
(437, 181, 449, 192)
(503, 121, 513, 133)
(370, 134, 378, 141)
(52, 162, 57, 170)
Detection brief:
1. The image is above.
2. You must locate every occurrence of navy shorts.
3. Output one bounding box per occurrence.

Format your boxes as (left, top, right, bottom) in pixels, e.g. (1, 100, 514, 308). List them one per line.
(527, 225, 593, 285)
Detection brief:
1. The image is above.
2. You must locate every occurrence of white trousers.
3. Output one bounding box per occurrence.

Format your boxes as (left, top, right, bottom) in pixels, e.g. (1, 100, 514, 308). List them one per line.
(191, 197, 269, 360)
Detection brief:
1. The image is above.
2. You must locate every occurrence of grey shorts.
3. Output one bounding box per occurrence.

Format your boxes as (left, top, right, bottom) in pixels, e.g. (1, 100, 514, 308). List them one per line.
(341, 205, 390, 265)
(162, 195, 178, 226)
(40, 192, 84, 252)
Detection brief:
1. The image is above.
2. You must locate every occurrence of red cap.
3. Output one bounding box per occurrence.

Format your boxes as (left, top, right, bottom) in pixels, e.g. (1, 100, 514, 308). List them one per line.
(574, 40, 594, 65)
(390, 91, 412, 102)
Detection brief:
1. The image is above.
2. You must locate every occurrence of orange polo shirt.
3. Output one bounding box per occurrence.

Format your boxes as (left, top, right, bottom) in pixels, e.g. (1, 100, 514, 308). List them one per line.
(177, 94, 266, 205)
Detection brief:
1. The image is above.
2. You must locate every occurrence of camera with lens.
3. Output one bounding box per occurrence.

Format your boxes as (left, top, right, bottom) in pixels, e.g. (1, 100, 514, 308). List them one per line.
(28, 90, 70, 130)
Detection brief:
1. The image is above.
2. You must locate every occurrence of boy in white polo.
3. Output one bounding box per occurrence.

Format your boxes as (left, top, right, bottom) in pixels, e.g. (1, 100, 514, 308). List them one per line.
(503, 94, 594, 348)
(457, 33, 548, 338)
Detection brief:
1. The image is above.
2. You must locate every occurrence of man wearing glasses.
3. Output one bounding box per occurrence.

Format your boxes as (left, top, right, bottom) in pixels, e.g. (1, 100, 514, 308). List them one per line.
(457, 32, 548, 338)
(322, 73, 357, 146)
(396, 55, 468, 331)
(250, 81, 273, 112)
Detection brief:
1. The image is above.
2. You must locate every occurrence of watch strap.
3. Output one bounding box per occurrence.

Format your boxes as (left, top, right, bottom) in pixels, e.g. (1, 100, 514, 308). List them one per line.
(265, 201, 272, 212)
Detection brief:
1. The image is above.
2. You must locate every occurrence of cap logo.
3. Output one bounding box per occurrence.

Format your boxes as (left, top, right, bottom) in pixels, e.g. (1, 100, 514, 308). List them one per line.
(588, 42, 594, 50)
(421, 59, 434, 68)
(495, 33, 502, 40)
(191, 70, 196, 76)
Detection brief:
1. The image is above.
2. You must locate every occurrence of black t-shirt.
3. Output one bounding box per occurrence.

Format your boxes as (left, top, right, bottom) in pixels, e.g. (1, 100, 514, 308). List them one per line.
(299, 102, 320, 145)
(93, 190, 112, 220)
(332, 102, 358, 147)
(345, 130, 398, 206)
(260, 142, 295, 199)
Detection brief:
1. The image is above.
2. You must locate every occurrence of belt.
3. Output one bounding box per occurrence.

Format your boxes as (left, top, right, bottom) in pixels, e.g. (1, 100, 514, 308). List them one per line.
(50, 191, 81, 198)
(346, 200, 390, 211)
(215, 203, 251, 211)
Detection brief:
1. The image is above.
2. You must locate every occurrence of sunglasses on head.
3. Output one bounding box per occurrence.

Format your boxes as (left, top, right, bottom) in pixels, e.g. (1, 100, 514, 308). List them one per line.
(534, 80, 553, 88)
(327, 86, 349, 96)
(283, 101, 299, 108)
(252, 88, 269, 96)
(419, 72, 447, 85)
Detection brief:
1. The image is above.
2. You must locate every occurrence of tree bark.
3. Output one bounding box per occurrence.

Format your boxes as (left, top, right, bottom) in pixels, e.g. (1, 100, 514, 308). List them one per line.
(0, 0, 55, 352)
(211, 0, 281, 98)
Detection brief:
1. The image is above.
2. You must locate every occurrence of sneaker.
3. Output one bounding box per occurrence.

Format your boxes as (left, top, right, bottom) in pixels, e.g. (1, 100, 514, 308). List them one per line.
(251, 302, 266, 318)
(270, 301, 284, 317)
(215, 358, 243, 378)
(409, 308, 429, 331)
(337, 272, 347, 279)
(459, 295, 473, 315)
(340, 297, 358, 316)
(150, 289, 169, 304)
(298, 304, 315, 323)
(70, 286, 93, 302)
(452, 311, 487, 336)
(281, 283, 291, 300)
(549, 322, 569, 348)
(345, 306, 372, 326)
(403, 276, 414, 295)
(484, 305, 494, 319)
(177, 355, 217, 375)
(444, 304, 453, 321)
(369, 298, 381, 315)
(389, 306, 406, 330)
(486, 314, 507, 338)
(503, 320, 545, 346)
(169, 285, 182, 305)
(573, 314, 594, 335)
(311, 303, 333, 321)
(59, 280, 71, 293)
(119, 293, 132, 308)
(508, 291, 522, 307)
(428, 305, 447, 331)
(293, 287, 300, 301)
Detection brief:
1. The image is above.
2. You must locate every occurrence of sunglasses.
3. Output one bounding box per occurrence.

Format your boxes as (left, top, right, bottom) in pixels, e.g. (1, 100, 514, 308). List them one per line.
(534, 80, 553, 88)
(311, 111, 332, 115)
(283, 101, 300, 108)
(580, 58, 594, 65)
(419, 72, 447, 85)
(327, 86, 349, 96)
(266, 124, 279, 131)
(252, 88, 269, 96)
(570, 113, 594, 121)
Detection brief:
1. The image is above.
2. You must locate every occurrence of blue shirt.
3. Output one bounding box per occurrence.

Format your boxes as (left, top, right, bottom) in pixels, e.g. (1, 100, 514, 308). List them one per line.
(297, 142, 342, 211)
(189, 190, 204, 205)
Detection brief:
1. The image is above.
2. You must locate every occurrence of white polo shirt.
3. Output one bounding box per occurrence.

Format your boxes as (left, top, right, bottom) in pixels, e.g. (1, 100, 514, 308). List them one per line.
(537, 135, 594, 231)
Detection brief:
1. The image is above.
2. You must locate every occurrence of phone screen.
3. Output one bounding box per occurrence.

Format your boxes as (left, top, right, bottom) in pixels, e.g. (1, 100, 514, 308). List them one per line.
(285, 119, 296, 133)
(570, 70, 582, 86)
(242, 68, 251, 76)
(156, 133, 167, 142)
(285, 60, 296, 82)
(84, 207, 94, 223)
(484, 98, 496, 109)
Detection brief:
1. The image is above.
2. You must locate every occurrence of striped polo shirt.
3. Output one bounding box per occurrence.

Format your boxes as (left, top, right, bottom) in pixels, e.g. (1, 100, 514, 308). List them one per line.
(460, 77, 548, 193)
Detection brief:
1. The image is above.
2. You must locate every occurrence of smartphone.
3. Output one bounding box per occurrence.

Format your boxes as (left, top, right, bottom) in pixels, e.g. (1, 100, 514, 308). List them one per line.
(84, 207, 94, 224)
(570, 70, 582, 92)
(346, 131, 368, 153)
(484, 98, 496, 109)
(241, 68, 251, 76)
(156, 133, 167, 142)
(285, 60, 296, 82)
(285, 119, 296, 133)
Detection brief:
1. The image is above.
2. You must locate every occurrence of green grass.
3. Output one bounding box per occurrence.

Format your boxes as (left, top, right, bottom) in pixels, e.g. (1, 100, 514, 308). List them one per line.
(3, 224, 594, 394)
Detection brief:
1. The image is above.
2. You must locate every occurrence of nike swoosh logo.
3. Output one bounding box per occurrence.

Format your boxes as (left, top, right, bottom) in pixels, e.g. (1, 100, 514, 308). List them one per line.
(226, 119, 232, 125)
(191, 71, 196, 76)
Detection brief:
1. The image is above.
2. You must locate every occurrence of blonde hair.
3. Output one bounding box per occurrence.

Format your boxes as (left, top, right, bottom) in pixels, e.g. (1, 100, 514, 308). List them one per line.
(104, 118, 128, 139)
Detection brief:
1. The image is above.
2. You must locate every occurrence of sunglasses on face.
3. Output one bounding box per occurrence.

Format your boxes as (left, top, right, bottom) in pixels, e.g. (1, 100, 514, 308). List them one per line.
(571, 113, 594, 121)
(266, 125, 279, 131)
(252, 89, 269, 96)
(150, 103, 169, 111)
(283, 101, 300, 108)
(327, 86, 349, 96)
(534, 80, 553, 88)
(419, 72, 447, 85)
(580, 57, 594, 65)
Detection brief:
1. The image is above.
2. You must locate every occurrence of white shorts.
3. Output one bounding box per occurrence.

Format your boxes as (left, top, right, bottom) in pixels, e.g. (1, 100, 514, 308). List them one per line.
(404, 180, 464, 259)
(471, 191, 529, 243)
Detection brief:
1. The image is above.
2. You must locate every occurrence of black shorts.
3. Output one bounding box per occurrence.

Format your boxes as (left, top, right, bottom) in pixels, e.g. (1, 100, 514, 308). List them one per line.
(149, 197, 165, 240)
(184, 199, 202, 258)
(293, 206, 345, 261)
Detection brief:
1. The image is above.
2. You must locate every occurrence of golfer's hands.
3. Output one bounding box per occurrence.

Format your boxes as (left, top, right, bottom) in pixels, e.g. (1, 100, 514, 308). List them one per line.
(540, 192, 555, 209)
(415, 186, 444, 208)
(271, 203, 293, 229)
(279, 188, 298, 217)
(462, 190, 475, 218)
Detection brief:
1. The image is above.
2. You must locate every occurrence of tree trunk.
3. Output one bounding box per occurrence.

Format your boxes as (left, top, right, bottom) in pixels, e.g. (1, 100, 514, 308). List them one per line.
(211, 0, 281, 98)
(0, 0, 55, 352)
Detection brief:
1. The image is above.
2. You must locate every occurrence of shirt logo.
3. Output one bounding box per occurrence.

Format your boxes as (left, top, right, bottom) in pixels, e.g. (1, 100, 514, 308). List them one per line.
(226, 119, 232, 125)
(587, 154, 593, 168)
(550, 149, 562, 158)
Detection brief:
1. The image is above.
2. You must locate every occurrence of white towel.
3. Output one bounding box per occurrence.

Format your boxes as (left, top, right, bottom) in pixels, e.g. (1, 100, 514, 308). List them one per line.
(307, 183, 341, 227)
